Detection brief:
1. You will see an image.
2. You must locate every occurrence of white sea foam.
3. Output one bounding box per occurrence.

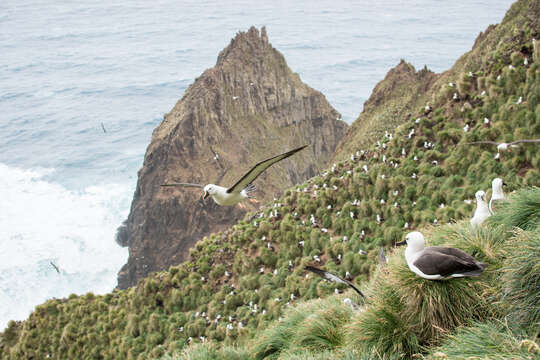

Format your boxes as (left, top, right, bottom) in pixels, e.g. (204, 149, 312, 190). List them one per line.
(0, 163, 129, 329)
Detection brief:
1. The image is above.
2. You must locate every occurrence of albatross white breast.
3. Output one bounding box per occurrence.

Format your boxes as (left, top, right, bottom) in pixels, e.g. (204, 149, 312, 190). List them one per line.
(470, 190, 491, 227)
(396, 232, 487, 280)
(489, 177, 506, 214)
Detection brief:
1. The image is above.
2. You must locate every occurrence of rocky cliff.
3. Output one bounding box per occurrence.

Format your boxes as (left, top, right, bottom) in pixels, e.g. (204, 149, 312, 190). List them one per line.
(333, 60, 438, 160)
(117, 26, 347, 289)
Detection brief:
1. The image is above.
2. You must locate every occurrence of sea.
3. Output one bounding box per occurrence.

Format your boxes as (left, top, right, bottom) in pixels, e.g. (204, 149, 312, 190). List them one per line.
(0, 0, 514, 329)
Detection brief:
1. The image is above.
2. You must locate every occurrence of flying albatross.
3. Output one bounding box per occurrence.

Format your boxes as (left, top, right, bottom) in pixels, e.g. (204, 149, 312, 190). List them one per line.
(50, 261, 60, 274)
(305, 265, 365, 298)
(396, 231, 487, 280)
(466, 139, 540, 159)
(161, 144, 308, 207)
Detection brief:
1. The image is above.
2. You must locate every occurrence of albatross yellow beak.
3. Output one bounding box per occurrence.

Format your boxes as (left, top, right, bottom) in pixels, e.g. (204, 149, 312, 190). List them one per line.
(202, 191, 209, 200)
(395, 240, 407, 247)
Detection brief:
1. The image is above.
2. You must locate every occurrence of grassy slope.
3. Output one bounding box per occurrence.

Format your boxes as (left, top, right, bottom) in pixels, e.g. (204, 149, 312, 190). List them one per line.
(225, 189, 539, 360)
(1, 0, 539, 359)
(333, 0, 539, 162)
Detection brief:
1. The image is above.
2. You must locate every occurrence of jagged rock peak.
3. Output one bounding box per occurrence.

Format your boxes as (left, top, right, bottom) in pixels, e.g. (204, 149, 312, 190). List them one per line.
(116, 26, 347, 289)
(216, 26, 274, 66)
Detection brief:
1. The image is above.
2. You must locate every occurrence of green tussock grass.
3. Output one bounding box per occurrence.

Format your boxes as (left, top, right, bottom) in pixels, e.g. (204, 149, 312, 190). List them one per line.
(251, 296, 354, 359)
(345, 222, 503, 358)
(501, 226, 540, 335)
(426, 321, 540, 360)
(276, 348, 370, 360)
(1, 1, 539, 359)
(162, 342, 248, 360)
(487, 187, 540, 231)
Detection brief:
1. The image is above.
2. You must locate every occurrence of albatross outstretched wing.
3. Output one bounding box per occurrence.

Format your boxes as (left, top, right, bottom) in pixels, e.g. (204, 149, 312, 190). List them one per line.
(226, 144, 309, 194)
(160, 183, 204, 188)
(510, 139, 540, 145)
(465, 141, 499, 145)
(305, 265, 365, 298)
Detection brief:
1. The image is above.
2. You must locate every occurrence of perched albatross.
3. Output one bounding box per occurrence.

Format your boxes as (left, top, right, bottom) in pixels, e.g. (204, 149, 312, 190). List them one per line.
(161, 145, 308, 207)
(489, 178, 505, 214)
(305, 265, 365, 298)
(396, 231, 487, 280)
(470, 190, 491, 227)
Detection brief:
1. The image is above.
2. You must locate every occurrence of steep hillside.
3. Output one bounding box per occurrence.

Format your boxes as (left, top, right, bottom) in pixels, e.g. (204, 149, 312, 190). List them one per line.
(1, 1, 539, 359)
(117, 27, 347, 288)
(334, 60, 437, 159)
(334, 0, 540, 161)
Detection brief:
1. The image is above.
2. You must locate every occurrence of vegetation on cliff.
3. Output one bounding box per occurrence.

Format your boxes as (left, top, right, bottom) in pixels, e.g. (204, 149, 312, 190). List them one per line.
(117, 26, 347, 289)
(1, 0, 539, 359)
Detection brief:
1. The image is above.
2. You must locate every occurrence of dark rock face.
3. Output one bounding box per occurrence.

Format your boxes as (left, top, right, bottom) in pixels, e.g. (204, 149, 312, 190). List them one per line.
(117, 27, 347, 289)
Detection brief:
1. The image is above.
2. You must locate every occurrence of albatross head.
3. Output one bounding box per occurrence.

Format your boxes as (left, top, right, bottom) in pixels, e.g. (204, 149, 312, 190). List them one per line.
(475, 190, 487, 203)
(202, 184, 217, 200)
(491, 178, 505, 197)
(396, 231, 425, 251)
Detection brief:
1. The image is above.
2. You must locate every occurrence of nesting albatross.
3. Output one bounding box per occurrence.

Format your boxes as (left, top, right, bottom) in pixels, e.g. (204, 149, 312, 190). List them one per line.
(470, 190, 491, 227)
(161, 145, 308, 207)
(396, 232, 487, 280)
(489, 177, 506, 214)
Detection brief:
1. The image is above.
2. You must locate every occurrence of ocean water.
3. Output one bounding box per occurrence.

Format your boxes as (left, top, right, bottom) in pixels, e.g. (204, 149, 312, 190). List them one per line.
(0, 0, 513, 328)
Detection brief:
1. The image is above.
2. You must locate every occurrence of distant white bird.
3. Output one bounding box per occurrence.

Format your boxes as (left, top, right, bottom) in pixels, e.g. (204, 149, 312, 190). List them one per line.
(305, 266, 365, 297)
(466, 139, 540, 156)
(516, 96, 522, 105)
(489, 178, 505, 214)
(483, 117, 490, 124)
(161, 145, 308, 207)
(470, 190, 491, 227)
(463, 124, 470, 132)
(396, 232, 487, 280)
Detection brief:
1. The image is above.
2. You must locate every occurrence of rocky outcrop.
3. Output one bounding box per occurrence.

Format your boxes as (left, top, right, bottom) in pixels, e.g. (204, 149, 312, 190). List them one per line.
(117, 27, 347, 288)
(333, 60, 438, 160)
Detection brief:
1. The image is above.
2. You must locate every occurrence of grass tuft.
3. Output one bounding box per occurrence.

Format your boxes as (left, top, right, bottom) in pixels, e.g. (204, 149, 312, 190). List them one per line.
(501, 226, 540, 335)
(251, 296, 354, 359)
(487, 187, 540, 231)
(426, 321, 539, 360)
(164, 342, 248, 360)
